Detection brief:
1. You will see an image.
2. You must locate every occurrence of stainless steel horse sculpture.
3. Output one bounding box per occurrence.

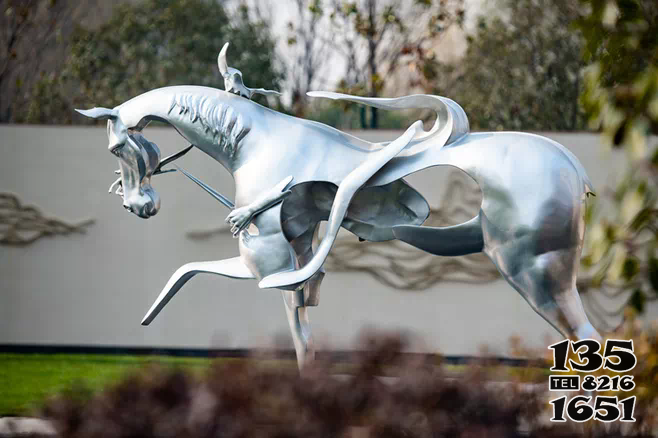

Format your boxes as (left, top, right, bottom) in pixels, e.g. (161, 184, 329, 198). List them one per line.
(78, 44, 600, 368)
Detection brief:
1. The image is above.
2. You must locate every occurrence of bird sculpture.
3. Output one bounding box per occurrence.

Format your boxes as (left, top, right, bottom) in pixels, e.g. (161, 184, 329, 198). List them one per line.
(217, 42, 281, 100)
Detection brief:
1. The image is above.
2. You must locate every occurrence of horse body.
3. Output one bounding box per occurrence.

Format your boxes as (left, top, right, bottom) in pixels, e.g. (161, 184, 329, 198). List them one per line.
(80, 84, 600, 368)
(256, 124, 599, 342)
(389, 131, 597, 339)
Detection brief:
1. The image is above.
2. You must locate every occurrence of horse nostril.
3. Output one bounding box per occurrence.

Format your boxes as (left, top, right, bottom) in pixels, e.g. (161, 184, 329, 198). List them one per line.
(123, 204, 132, 213)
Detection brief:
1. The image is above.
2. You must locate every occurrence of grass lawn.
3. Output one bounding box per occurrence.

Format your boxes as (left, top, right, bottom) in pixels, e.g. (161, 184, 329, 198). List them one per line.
(0, 353, 546, 417)
(0, 353, 222, 416)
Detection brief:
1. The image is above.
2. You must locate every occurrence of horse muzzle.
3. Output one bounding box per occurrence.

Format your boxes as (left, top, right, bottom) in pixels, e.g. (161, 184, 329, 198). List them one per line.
(123, 189, 160, 219)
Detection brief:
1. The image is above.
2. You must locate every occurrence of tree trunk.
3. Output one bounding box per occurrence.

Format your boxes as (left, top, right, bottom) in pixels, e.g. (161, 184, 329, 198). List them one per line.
(571, 73, 579, 131)
(367, 0, 378, 129)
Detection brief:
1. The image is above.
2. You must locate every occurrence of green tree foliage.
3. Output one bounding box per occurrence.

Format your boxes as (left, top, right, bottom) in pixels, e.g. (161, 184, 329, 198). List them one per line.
(576, 0, 658, 323)
(24, 0, 282, 124)
(435, 0, 587, 131)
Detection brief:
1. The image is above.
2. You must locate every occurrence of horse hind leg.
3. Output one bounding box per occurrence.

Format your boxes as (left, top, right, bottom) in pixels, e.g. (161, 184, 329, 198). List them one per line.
(394, 208, 600, 341)
(487, 243, 601, 342)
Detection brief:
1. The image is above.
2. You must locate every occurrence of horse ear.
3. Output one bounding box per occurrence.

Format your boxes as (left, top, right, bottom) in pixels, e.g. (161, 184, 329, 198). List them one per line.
(75, 107, 117, 120)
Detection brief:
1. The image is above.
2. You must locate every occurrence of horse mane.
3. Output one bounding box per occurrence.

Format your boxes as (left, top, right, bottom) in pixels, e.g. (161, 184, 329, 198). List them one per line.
(168, 93, 251, 158)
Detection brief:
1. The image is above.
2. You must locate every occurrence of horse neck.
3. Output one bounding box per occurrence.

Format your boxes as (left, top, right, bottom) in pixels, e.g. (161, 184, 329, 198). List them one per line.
(123, 87, 253, 174)
(164, 115, 237, 175)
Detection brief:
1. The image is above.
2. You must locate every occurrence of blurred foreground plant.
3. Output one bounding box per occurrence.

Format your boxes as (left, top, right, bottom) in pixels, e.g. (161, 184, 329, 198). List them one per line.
(33, 331, 658, 437)
(41, 338, 542, 438)
(610, 310, 658, 433)
(576, 0, 658, 328)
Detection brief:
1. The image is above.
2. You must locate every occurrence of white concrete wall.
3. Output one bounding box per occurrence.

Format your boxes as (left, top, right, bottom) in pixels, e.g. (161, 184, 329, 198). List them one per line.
(0, 125, 650, 355)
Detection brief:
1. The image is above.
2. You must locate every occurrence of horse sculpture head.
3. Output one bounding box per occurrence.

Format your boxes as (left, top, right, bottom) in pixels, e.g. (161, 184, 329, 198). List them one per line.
(76, 107, 162, 218)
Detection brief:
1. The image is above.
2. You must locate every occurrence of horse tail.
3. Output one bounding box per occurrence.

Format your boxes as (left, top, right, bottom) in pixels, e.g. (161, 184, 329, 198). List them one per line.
(307, 91, 470, 148)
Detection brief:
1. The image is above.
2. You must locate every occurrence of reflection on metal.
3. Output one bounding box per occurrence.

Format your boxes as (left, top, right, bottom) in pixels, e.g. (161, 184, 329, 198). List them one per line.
(0, 193, 94, 246)
(185, 171, 500, 289)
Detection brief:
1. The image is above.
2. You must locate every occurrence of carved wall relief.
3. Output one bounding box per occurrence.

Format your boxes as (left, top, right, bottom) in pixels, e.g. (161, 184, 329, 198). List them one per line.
(0, 192, 94, 246)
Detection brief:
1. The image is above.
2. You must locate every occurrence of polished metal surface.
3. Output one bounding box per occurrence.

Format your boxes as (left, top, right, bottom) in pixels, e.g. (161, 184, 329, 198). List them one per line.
(77, 43, 601, 368)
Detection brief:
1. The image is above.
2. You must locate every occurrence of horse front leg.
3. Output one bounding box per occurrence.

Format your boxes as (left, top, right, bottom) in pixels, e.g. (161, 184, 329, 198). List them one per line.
(279, 223, 325, 369)
(141, 257, 254, 325)
(236, 205, 319, 368)
(290, 222, 324, 306)
(282, 289, 314, 369)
